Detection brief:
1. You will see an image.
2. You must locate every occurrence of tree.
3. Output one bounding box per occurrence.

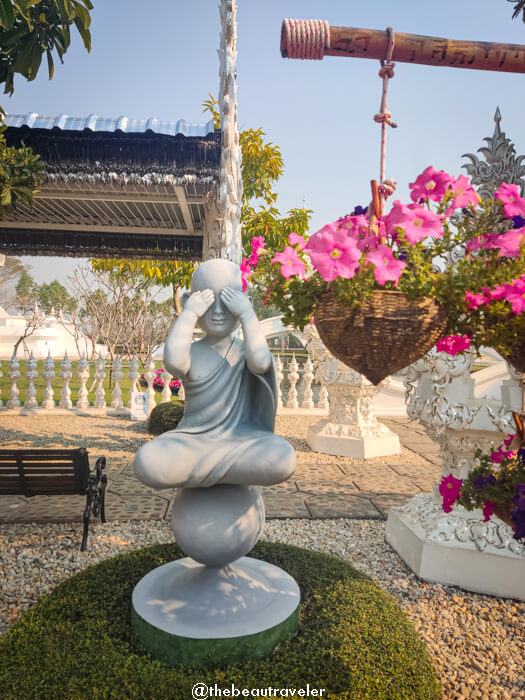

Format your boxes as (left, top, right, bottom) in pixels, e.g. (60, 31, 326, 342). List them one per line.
(37, 279, 76, 315)
(0, 254, 29, 306)
(508, 0, 525, 22)
(0, 0, 93, 215)
(91, 96, 312, 314)
(0, 0, 93, 94)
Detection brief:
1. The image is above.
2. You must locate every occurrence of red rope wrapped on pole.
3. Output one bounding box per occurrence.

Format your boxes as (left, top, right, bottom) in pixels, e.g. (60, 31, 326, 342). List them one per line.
(281, 19, 525, 74)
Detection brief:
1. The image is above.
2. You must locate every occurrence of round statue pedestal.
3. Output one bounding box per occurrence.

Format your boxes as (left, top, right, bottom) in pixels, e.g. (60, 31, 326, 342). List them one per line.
(131, 484, 300, 667)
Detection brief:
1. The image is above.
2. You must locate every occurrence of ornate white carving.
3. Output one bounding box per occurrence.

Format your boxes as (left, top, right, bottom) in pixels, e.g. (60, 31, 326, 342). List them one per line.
(275, 355, 283, 410)
(76, 354, 90, 409)
(59, 352, 73, 409)
(161, 365, 173, 403)
(42, 351, 56, 409)
(93, 355, 106, 409)
(127, 356, 140, 409)
(23, 352, 38, 409)
(287, 355, 299, 408)
(144, 358, 157, 416)
(302, 357, 314, 409)
(398, 494, 525, 556)
(6, 352, 21, 408)
(110, 355, 124, 409)
(218, 0, 242, 263)
(303, 326, 400, 454)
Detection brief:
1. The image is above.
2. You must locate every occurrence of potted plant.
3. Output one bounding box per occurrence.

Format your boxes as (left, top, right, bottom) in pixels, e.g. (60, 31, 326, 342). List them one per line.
(243, 168, 525, 384)
(169, 379, 181, 396)
(439, 413, 525, 541)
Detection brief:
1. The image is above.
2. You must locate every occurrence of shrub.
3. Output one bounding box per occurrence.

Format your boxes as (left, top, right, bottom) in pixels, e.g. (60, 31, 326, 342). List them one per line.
(0, 542, 441, 699)
(148, 400, 185, 435)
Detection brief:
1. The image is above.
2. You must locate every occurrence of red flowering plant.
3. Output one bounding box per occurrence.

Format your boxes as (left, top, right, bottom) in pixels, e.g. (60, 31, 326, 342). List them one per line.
(243, 167, 525, 362)
(439, 414, 525, 541)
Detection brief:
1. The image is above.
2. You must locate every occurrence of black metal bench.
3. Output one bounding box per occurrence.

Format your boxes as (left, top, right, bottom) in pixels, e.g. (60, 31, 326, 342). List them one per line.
(0, 448, 107, 551)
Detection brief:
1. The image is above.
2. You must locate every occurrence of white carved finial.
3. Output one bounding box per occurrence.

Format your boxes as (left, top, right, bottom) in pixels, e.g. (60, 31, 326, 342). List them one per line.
(42, 351, 56, 409)
(59, 351, 73, 409)
(76, 354, 90, 409)
(161, 365, 173, 403)
(7, 352, 21, 408)
(144, 358, 157, 416)
(24, 351, 38, 409)
(287, 354, 299, 409)
(110, 355, 124, 409)
(127, 356, 140, 408)
(94, 354, 107, 408)
(302, 357, 315, 409)
(275, 355, 284, 409)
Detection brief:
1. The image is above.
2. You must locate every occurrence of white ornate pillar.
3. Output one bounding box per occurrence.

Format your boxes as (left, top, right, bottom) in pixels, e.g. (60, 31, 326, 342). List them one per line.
(6, 352, 20, 409)
(59, 352, 73, 409)
(215, 0, 243, 263)
(76, 354, 90, 410)
(42, 352, 56, 409)
(385, 349, 525, 601)
(304, 326, 401, 458)
(24, 352, 38, 409)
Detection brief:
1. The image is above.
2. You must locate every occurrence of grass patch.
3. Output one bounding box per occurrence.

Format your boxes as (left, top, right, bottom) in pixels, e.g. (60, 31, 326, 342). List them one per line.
(0, 542, 440, 699)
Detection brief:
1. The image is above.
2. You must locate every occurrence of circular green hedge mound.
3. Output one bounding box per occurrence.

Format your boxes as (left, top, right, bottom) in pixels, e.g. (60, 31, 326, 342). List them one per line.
(148, 399, 185, 435)
(0, 542, 440, 699)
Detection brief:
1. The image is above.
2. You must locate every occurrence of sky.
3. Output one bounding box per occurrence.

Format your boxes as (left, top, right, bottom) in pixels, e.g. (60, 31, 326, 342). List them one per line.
(5, 0, 525, 287)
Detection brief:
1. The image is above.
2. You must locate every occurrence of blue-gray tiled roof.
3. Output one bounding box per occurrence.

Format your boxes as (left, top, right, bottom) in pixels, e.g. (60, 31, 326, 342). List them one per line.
(4, 112, 216, 137)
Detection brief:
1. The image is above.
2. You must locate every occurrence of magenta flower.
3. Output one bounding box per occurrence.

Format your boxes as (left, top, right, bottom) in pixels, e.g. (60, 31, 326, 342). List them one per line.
(444, 175, 478, 215)
(482, 500, 495, 522)
(306, 226, 362, 281)
(502, 278, 525, 314)
(495, 183, 525, 218)
(439, 474, 463, 513)
(251, 235, 265, 252)
(240, 257, 252, 291)
(366, 245, 406, 286)
(383, 201, 443, 244)
(490, 445, 516, 464)
(288, 231, 307, 249)
(436, 334, 471, 355)
(272, 246, 306, 279)
(491, 227, 525, 258)
(465, 290, 485, 311)
(409, 166, 453, 203)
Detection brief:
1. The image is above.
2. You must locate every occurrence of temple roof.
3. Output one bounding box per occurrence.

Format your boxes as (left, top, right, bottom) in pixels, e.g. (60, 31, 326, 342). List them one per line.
(0, 113, 221, 260)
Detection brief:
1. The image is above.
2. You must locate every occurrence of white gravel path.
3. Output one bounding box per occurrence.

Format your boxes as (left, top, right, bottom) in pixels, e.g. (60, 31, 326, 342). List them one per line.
(1, 518, 523, 700)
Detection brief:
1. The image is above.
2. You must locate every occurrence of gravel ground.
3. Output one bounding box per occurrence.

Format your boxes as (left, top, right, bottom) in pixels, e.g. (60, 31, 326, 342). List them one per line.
(1, 518, 523, 700)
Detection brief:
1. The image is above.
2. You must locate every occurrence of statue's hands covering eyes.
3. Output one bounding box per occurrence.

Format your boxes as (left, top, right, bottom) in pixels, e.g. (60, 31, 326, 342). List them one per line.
(184, 289, 215, 318)
(220, 287, 253, 318)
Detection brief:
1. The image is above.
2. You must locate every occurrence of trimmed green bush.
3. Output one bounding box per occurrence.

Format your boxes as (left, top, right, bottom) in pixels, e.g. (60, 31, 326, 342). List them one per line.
(148, 400, 185, 435)
(0, 542, 440, 699)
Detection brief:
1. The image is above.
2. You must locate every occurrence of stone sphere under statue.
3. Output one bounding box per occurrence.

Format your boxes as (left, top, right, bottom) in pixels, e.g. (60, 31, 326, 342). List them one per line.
(171, 484, 265, 566)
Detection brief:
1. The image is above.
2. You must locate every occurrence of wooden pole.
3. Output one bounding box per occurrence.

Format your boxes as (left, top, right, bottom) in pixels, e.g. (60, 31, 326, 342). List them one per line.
(281, 21, 525, 74)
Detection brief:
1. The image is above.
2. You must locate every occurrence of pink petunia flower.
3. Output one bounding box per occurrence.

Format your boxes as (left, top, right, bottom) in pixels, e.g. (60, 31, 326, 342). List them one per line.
(491, 227, 525, 258)
(436, 334, 471, 355)
(465, 290, 485, 311)
(495, 183, 525, 218)
(502, 278, 525, 314)
(409, 166, 454, 203)
(490, 445, 516, 464)
(272, 246, 306, 279)
(482, 500, 495, 522)
(288, 231, 307, 249)
(366, 245, 407, 286)
(439, 474, 463, 513)
(444, 175, 478, 215)
(382, 201, 443, 244)
(306, 227, 362, 281)
(240, 257, 252, 291)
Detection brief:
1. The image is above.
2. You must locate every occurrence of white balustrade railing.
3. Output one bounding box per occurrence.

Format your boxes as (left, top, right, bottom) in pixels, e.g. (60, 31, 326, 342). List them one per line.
(0, 351, 331, 417)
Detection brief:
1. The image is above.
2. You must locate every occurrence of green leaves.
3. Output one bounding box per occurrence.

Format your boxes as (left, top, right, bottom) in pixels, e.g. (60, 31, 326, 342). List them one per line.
(0, 0, 93, 93)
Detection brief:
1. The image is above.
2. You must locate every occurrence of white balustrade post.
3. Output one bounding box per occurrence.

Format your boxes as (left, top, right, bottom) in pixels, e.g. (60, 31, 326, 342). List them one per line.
(59, 351, 73, 409)
(275, 355, 283, 409)
(178, 381, 185, 402)
(42, 351, 56, 409)
(161, 366, 173, 403)
(302, 357, 315, 409)
(127, 356, 140, 408)
(287, 354, 299, 409)
(76, 354, 90, 409)
(94, 355, 107, 409)
(144, 358, 157, 416)
(6, 352, 21, 408)
(24, 351, 38, 409)
(110, 355, 124, 409)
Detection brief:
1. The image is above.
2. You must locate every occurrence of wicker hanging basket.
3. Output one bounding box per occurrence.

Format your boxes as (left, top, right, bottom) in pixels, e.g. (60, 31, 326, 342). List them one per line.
(314, 290, 447, 385)
(498, 348, 525, 375)
(493, 504, 516, 531)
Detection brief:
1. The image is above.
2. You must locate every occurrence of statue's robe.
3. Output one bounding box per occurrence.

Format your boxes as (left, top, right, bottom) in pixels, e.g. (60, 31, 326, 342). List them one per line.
(134, 338, 295, 488)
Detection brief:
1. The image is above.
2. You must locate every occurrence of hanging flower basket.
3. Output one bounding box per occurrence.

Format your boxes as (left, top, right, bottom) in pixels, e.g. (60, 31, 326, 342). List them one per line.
(499, 348, 525, 375)
(314, 290, 447, 385)
(493, 504, 516, 530)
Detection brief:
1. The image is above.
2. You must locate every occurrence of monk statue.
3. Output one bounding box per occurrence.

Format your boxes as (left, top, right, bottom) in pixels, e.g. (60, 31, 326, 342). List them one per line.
(133, 258, 296, 489)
